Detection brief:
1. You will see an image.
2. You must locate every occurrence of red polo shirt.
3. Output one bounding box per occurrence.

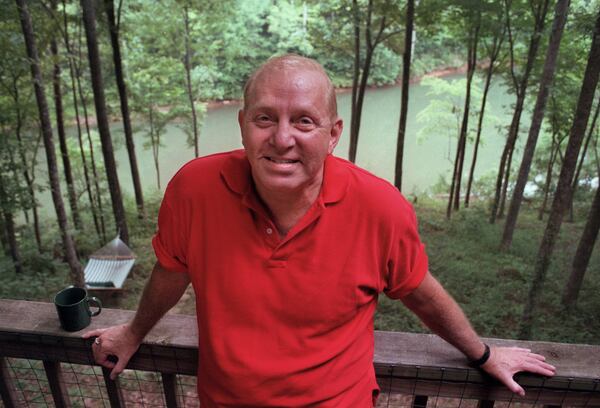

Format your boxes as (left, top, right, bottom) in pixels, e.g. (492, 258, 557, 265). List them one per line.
(152, 150, 428, 407)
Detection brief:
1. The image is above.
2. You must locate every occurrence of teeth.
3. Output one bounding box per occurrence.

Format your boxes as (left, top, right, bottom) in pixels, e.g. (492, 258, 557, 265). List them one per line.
(268, 157, 296, 164)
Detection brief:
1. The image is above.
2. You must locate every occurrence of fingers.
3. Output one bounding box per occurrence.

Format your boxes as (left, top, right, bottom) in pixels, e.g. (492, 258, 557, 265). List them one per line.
(508, 380, 526, 397)
(110, 358, 127, 381)
(482, 345, 557, 398)
(82, 328, 105, 339)
(523, 360, 556, 377)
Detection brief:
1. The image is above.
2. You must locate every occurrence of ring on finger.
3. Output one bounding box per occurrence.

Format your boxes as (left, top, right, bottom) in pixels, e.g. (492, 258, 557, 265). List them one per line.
(94, 337, 101, 346)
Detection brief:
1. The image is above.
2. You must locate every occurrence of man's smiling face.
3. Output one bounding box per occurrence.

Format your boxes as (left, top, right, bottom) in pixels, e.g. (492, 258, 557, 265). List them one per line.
(239, 64, 342, 199)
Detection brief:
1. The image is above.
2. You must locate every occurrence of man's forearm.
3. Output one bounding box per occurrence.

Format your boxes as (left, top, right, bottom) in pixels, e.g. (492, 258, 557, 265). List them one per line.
(400, 271, 556, 396)
(401, 271, 486, 361)
(129, 262, 191, 341)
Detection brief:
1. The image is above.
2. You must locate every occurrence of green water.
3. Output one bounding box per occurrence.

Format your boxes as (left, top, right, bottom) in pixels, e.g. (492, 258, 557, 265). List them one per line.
(114, 74, 517, 197)
(38, 75, 523, 217)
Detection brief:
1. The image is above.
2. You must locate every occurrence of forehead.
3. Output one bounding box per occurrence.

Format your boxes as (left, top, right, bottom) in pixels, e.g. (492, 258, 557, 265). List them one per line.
(246, 68, 329, 112)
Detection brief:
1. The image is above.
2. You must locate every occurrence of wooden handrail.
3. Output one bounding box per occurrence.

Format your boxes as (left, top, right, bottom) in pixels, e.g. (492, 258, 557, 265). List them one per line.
(0, 299, 598, 407)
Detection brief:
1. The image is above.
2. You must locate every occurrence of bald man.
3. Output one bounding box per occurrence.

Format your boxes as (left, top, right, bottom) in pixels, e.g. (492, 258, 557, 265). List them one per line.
(85, 55, 555, 407)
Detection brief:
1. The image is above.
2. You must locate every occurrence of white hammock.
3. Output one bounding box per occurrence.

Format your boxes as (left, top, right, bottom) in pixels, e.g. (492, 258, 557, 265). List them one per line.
(84, 235, 136, 289)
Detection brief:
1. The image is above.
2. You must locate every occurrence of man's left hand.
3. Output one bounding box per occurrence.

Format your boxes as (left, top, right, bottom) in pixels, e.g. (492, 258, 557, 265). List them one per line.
(481, 346, 556, 396)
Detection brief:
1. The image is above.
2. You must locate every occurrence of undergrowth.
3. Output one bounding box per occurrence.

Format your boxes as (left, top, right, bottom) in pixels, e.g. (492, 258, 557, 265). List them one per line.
(1, 195, 598, 345)
(374, 198, 600, 346)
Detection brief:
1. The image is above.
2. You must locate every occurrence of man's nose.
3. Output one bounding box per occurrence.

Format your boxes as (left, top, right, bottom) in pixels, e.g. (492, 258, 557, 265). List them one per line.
(270, 121, 295, 149)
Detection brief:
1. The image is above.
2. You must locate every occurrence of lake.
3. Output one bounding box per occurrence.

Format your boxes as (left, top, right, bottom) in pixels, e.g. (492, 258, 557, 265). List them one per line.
(38, 74, 528, 217)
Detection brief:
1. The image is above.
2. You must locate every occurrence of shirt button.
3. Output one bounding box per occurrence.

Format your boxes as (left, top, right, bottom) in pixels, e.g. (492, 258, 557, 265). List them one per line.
(266, 228, 273, 235)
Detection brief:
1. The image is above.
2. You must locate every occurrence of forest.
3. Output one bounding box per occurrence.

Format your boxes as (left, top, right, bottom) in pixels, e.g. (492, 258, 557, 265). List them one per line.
(1, 0, 599, 345)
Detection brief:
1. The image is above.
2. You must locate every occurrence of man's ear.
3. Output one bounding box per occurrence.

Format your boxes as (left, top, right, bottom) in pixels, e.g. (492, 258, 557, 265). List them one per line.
(328, 117, 343, 154)
(238, 109, 245, 129)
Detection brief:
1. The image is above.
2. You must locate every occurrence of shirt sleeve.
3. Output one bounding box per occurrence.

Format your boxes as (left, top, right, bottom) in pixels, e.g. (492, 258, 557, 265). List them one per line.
(383, 200, 428, 299)
(151, 184, 189, 273)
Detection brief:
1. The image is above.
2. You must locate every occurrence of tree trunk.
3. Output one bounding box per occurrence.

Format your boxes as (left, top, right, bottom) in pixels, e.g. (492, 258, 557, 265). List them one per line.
(519, 10, 600, 339)
(562, 184, 600, 308)
(81, 0, 129, 244)
(72, 4, 108, 241)
(0, 218, 8, 255)
(349, 0, 360, 163)
(490, 0, 550, 224)
(149, 108, 161, 190)
(447, 133, 463, 219)
(538, 135, 559, 220)
(450, 22, 479, 214)
(349, 0, 388, 164)
(394, 0, 414, 192)
(568, 96, 600, 221)
(182, 4, 200, 159)
(0, 173, 22, 274)
(16, 0, 84, 286)
(51, 22, 81, 230)
(104, 0, 145, 218)
(465, 36, 501, 207)
(12, 83, 42, 252)
(76, 61, 107, 242)
(501, 0, 570, 250)
(61, 2, 102, 242)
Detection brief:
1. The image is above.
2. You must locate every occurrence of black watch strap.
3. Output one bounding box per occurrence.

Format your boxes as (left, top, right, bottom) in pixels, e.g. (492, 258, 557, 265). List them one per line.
(469, 343, 491, 368)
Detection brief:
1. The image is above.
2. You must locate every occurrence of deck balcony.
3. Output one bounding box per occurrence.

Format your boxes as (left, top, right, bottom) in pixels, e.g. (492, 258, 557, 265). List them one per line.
(1, 299, 598, 407)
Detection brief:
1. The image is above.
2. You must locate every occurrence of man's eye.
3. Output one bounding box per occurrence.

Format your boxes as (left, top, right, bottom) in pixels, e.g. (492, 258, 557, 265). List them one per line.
(255, 115, 272, 124)
(297, 117, 314, 126)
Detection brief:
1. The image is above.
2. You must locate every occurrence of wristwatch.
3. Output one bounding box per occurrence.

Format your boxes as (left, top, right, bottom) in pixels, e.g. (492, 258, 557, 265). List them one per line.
(468, 343, 491, 368)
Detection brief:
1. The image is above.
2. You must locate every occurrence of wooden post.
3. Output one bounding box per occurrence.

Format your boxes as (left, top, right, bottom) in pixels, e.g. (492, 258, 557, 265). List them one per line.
(0, 357, 19, 408)
(101, 367, 125, 408)
(413, 395, 428, 407)
(43, 361, 71, 408)
(161, 373, 179, 408)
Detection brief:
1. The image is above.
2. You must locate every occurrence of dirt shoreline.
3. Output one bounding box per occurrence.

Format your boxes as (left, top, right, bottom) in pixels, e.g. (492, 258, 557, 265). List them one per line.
(205, 63, 470, 110)
(79, 64, 469, 126)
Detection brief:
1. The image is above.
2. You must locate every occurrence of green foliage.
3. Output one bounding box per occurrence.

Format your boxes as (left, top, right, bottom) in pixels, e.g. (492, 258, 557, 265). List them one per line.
(416, 76, 502, 163)
(308, 0, 404, 87)
(376, 200, 600, 345)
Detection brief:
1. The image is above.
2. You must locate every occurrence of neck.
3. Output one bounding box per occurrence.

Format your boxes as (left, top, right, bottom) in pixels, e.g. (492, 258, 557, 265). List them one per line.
(254, 180, 322, 236)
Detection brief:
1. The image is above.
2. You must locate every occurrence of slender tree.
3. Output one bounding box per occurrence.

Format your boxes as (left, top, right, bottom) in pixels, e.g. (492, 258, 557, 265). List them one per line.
(61, 0, 102, 242)
(104, 0, 145, 218)
(465, 10, 505, 207)
(182, 3, 201, 158)
(562, 184, 600, 308)
(80, 0, 129, 244)
(501, 0, 570, 250)
(447, 13, 480, 218)
(519, 10, 600, 339)
(16, 0, 84, 286)
(538, 125, 562, 220)
(568, 95, 600, 221)
(0, 69, 43, 252)
(0, 150, 22, 274)
(490, 0, 550, 223)
(50, 0, 81, 230)
(348, 0, 401, 163)
(394, 0, 414, 191)
(74, 46, 107, 242)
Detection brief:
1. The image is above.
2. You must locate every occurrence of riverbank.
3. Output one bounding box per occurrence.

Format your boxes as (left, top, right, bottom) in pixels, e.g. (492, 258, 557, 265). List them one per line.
(205, 63, 471, 110)
(69, 63, 470, 127)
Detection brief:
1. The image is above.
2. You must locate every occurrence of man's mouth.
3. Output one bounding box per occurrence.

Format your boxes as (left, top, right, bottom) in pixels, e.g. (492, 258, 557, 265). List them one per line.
(265, 157, 299, 164)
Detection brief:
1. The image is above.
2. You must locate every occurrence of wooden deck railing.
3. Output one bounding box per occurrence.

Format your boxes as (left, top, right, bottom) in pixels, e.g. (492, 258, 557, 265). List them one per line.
(0, 299, 598, 407)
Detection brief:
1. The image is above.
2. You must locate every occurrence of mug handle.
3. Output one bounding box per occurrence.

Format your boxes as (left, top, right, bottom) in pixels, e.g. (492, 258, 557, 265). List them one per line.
(87, 296, 102, 317)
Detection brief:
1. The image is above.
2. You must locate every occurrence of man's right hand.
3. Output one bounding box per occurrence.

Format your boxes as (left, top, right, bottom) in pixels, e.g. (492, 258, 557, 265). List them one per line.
(83, 323, 143, 380)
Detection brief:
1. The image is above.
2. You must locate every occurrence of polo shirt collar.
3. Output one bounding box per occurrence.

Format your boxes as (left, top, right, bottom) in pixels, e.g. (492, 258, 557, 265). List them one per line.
(220, 150, 349, 205)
